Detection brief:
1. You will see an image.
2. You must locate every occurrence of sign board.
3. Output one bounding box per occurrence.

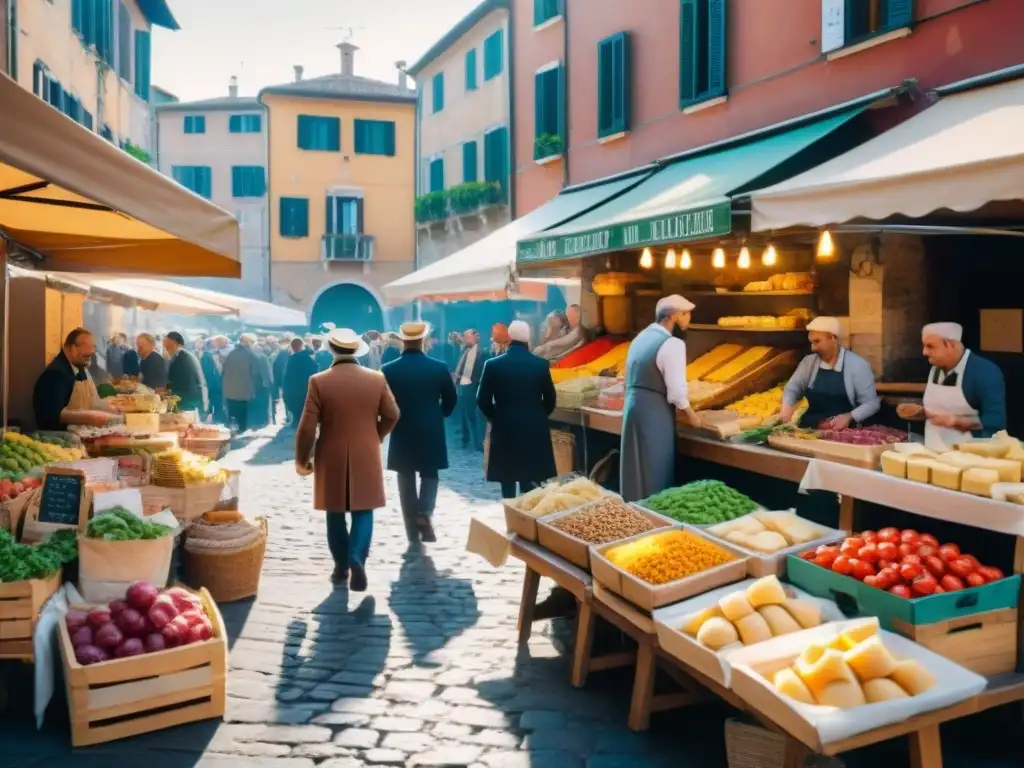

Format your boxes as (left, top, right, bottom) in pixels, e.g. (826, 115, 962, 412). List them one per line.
(21, 467, 89, 543)
(821, 0, 845, 53)
(516, 201, 732, 264)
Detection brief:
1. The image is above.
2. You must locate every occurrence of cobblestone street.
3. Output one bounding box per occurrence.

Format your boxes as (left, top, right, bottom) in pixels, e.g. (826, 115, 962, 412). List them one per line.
(0, 425, 1017, 767)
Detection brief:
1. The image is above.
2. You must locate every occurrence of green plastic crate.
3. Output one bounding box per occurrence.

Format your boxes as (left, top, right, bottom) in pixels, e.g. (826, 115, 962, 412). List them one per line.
(785, 555, 1020, 630)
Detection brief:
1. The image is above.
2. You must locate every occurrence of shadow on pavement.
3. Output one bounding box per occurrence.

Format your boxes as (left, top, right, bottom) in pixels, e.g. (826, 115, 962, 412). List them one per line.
(244, 428, 297, 466)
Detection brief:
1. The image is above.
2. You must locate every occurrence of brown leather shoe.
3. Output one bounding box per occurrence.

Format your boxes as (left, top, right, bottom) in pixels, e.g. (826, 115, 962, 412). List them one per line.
(350, 564, 368, 592)
(417, 517, 437, 543)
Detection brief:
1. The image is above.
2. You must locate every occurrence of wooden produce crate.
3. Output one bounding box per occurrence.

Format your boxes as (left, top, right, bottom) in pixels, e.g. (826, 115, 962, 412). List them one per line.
(0, 571, 62, 660)
(767, 434, 893, 470)
(141, 481, 225, 521)
(504, 503, 542, 541)
(692, 349, 799, 411)
(536, 501, 675, 570)
(59, 587, 228, 747)
(891, 607, 1018, 677)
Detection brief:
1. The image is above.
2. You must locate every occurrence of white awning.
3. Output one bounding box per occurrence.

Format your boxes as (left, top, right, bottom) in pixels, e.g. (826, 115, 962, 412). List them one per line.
(751, 75, 1024, 231)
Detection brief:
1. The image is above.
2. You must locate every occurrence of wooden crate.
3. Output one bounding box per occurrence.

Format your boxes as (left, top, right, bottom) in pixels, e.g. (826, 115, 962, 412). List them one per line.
(59, 587, 228, 747)
(537, 502, 675, 570)
(504, 503, 540, 541)
(693, 350, 799, 411)
(767, 434, 893, 470)
(891, 607, 1018, 677)
(141, 481, 225, 521)
(0, 571, 62, 660)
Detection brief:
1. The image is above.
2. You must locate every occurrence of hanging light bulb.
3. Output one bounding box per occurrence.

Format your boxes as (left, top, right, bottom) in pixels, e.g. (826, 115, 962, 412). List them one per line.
(762, 244, 778, 267)
(664, 248, 677, 269)
(817, 230, 836, 261)
(712, 247, 726, 269)
(639, 247, 654, 269)
(737, 246, 751, 269)
(681, 249, 693, 269)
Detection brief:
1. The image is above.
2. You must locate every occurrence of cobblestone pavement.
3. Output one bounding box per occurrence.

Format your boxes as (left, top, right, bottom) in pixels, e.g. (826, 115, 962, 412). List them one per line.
(0, 424, 1018, 767)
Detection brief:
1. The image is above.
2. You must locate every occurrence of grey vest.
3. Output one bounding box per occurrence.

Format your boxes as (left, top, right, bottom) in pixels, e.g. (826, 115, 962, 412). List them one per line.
(624, 325, 670, 395)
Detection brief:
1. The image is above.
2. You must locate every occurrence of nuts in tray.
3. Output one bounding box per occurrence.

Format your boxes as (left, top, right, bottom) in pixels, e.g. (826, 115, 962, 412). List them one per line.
(604, 530, 736, 585)
(550, 499, 657, 544)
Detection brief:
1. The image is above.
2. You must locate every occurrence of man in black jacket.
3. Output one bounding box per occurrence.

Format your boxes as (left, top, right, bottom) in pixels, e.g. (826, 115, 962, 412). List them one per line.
(283, 337, 318, 426)
(163, 332, 206, 414)
(451, 329, 488, 451)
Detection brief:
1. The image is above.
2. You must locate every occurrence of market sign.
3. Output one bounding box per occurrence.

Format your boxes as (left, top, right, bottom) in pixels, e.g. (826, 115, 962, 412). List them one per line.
(516, 201, 732, 263)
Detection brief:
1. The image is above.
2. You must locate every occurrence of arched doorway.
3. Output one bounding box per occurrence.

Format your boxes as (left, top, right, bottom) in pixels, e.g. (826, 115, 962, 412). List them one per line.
(310, 283, 384, 334)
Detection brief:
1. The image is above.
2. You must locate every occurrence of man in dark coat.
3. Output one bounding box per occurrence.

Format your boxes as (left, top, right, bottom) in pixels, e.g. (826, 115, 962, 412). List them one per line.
(163, 332, 206, 414)
(452, 328, 488, 451)
(382, 322, 457, 545)
(196, 338, 224, 423)
(477, 321, 556, 497)
(271, 338, 291, 422)
(283, 337, 318, 426)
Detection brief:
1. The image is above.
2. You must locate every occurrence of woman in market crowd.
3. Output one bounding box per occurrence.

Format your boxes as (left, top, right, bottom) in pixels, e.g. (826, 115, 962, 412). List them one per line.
(248, 342, 275, 430)
(163, 332, 206, 415)
(477, 320, 557, 498)
(221, 333, 261, 433)
(295, 328, 400, 591)
(382, 322, 458, 546)
(777, 317, 880, 429)
(452, 328, 488, 451)
(283, 337, 318, 426)
(490, 322, 511, 356)
(33, 328, 119, 430)
(135, 333, 169, 390)
(621, 295, 702, 503)
(897, 322, 1007, 450)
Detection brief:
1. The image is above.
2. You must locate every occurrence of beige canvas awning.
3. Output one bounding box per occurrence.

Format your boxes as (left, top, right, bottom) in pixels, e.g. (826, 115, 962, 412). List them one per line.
(0, 72, 240, 277)
(751, 75, 1024, 231)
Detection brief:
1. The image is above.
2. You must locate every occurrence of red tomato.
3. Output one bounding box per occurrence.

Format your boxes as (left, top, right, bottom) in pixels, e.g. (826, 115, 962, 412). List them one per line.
(840, 541, 861, 557)
(966, 572, 986, 588)
(901, 529, 920, 545)
(800, 549, 817, 561)
(919, 534, 939, 548)
(877, 559, 895, 572)
(844, 537, 865, 550)
(912, 574, 938, 596)
(876, 542, 898, 561)
(941, 575, 965, 592)
(815, 550, 839, 568)
(933, 585, 945, 594)
(900, 562, 922, 581)
(898, 542, 918, 558)
(877, 567, 900, 589)
(948, 558, 975, 579)
(853, 560, 876, 581)
(889, 584, 912, 598)
(901, 554, 923, 566)
(923, 556, 946, 578)
(964, 555, 982, 570)
(816, 544, 838, 555)
(859, 530, 878, 543)
(938, 543, 961, 562)
(917, 544, 937, 558)
(978, 566, 1005, 583)
(858, 544, 880, 564)
(831, 555, 853, 575)
(878, 527, 900, 543)
(863, 575, 878, 588)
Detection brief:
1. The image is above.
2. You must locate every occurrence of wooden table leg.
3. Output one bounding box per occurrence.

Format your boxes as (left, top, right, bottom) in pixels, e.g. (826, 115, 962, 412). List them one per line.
(838, 494, 856, 533)
(517, 566, 541, 645)
(570, 599, 595, 688)
(782, 737, 808, 768)
(628, 639, 656, 732)
(908, 724, 942, 768)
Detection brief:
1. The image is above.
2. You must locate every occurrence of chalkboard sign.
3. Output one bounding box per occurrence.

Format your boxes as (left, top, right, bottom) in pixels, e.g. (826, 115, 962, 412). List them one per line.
(39, 469, 85, 526)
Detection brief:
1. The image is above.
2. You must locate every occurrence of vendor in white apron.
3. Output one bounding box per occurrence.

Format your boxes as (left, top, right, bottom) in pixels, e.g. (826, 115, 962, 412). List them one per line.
(897, 322, 1007, 451)
(32, 328, 117, 431)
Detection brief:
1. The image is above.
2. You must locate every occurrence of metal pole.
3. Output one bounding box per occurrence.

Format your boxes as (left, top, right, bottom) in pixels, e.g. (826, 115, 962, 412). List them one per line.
(1, 237, 9, 434)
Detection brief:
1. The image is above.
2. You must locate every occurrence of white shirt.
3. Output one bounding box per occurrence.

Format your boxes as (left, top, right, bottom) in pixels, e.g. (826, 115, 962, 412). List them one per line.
(459, 344, 478, 386)
(648, 324, 690, 410)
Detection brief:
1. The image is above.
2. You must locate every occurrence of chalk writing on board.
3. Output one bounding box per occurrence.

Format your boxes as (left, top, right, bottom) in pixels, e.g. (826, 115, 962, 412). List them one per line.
(39, 473, 83, 526)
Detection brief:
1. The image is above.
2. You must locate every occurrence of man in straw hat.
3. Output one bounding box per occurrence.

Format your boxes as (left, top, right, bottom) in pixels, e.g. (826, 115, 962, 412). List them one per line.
(382, 322, 457, 545)
(295, 328, 400, 591)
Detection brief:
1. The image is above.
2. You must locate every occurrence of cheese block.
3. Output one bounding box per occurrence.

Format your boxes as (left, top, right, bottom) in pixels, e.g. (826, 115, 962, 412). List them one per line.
(797, 649, 857, 694)
(957, 439, 1011, 458)
(719, 591, 755, 622)
(746, 576, 787, 608)
(863, 678, 911, 703)
(880, 451, 908, 478)
(774, 667, 815, 705)
(745, 531, 790, 553)
(906, 458, 939, 484)
(758, 605, 801, 636)
(734, 612, 772, 645)
(696, 617, 739, 650)
(889, 659, 937, 696)
(815, 679, 867, 709)
(704, 346, 774, 384)
(726, 531, 753, 548)
(938, 451, 990, 469)
(929, 462, 962, 491)
(781, 598, 821, 629)
(682, 605, 724, 636)
(754, 511, 823, 544)
(844, 636, 897, 681)
(961, 467, 1000, 497)
(892, 443, 937, 457)
(708, 515, 766, 539)
(978, 457, 1022, 484)
(686, 343, 745, 381)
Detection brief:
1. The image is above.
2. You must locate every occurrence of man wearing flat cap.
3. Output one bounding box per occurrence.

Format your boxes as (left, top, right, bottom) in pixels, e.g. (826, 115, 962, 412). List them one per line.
(778, 317, 880, 429)
(897, 322, 1006, 451)
(620, 295, 702, 502)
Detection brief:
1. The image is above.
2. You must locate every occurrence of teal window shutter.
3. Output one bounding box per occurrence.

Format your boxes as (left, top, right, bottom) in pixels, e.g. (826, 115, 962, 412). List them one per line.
(462, 141, 478, 183)
(133, 30, 150, 100)
(886, 0, 914, 30)
(184, 115, 206, 134)
(354, 119, 396, 156)
(533, 0, 562, 26)
(465, 49, 478, 91)
(483, 30, 503, 81)
(679, 0, 697, 106)
(597, 32, 630, 138)
(172, 166, 212, 199)
(483, 127, 509, 197)
(429, 158, 444, 192)
(230, 115, 262, 133)
(83, 109, 93, 130)
(280, 197, 310, 238)
(197, 167, 212, 199)
(117, 1, 131, 81)
(71, 0, 85, 36)
(229, 115, 241, 133)
(679, 0, 726, 107)
(707, 0, 726, 98)
(432, 73, 444, 113)
(297, 115, 340, 151)
(232, 166, 266, 197)
(534, 66, 563, 160)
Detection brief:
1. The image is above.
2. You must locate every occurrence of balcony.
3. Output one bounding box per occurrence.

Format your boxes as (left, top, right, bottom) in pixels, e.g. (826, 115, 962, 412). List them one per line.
(321, 233, 375, 262)
(415, 181, 507, 226)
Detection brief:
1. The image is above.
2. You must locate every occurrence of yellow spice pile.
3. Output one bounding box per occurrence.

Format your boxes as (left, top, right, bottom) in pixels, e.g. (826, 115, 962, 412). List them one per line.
(605, 530, 735, 585)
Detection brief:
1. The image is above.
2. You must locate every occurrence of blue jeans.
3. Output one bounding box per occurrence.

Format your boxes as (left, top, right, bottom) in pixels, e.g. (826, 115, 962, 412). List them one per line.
(325, 511, 373, 571)
(457, 383, 483, 450)
(397, 471, 439, 541)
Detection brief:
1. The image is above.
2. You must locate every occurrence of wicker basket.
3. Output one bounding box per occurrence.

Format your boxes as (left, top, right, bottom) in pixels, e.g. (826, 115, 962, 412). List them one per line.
(725, 719, 844, 768)
(184, 517, 268, 603)
(551, 430, 575, 476)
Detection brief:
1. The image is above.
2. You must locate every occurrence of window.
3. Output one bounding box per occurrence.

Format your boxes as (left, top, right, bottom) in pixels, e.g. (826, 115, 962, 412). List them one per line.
(279, 197, 309, 238)
(533, 64, 564, 160)
(117, 1, 131, 81)
(429, 158, 444, 192)
(101, 124, 114, 142)
(297, 115, 340, 151)
(184, 115, 206, 134)
(229, 114, 262, 133)
(48, 80, 64, 111)
(32, 61, 51, 102)
(82, 109, 93, 130)
(465, 49, 478, 91)
(62, 93, 82, 123)
(432, 73, 445, 113)
(462, 141, 478, 183)
(354, 119, 396, 156)
(134, 30, 151, 100)
(483, 30, 504, 81)
(326, 196, 363, 235)
(534, 0, 562, 26)
(484, 126, 509, 195)
(679, 0, 726, 108)
(232, 166, 266, 198)
(72, 0, 114, 64)
(598, 32, 631, 138)
(171, 166, 212, 199)
(841, 0, 913, 45)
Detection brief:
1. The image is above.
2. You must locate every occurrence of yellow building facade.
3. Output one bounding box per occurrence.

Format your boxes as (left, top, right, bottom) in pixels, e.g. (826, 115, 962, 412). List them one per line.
(260, 44, 417, 330)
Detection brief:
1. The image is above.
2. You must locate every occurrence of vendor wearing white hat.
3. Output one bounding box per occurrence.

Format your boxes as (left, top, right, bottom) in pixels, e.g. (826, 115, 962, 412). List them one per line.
(897, 322, 1006, 451)
(620, 294, 701, 502)
(779, 317, 880, 429)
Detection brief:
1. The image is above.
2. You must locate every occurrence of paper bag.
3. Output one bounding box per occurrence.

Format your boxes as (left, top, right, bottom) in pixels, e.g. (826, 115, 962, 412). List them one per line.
(466, 517, 511, 567)
(78, 535, 174, 603)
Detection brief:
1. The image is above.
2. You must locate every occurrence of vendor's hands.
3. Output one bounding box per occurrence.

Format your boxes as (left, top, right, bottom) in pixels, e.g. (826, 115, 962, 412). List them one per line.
(681, 408, 702, 429)
(83, 410, 118, 427)
(821, 413, 853, 431)
(295, 461, 313, 477)
(896, 402, 925, 420)
(926, 411, 961, 429)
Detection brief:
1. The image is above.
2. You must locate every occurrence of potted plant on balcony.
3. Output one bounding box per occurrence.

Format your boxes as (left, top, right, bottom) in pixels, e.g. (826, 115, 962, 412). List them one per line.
(534, 133, 564, 162)
(414, 191, 448, 223)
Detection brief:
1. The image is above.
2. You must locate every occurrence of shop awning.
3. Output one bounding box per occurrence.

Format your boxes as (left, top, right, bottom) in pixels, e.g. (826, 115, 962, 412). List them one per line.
(382, 172, 650, 304)
(108, 280, 308, 327)
(0, 72, 240, 277)
(515, 108, 866, 264)
(750, 75, 1024, 231)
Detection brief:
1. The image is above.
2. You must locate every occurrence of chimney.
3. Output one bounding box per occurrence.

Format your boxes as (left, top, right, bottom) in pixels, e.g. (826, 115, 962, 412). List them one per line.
(337, 42, 358, 76)
(228, 75, 239, 99)
(396, 60, 407, 90)
(293, 65, 304, 82)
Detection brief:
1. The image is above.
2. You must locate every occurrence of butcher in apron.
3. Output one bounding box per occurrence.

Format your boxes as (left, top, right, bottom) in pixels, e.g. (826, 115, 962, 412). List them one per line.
(32, 328, 118, 431)
(620, 295, 702, 502)
(897, 322, 1007, 451)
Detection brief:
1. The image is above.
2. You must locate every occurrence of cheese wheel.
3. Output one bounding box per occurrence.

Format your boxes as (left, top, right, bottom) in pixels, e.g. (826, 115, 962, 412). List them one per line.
(815, 679, 867, 709)
(758, 605, 801, 636)
(844, 636, 897, 682)
(696, 617, 739, 650)
(734, 612, 772, 646)
(863, 677, 911, 704)
(889, 659, 937, 696)
(746, 575, 786, 608)
(838, 621, 877, 651)
(774, 667, 815, 705)
(797, 649, 856, 694)
(682, 605, 724, 637)
(719, 591, 755, 622)
(781, 598, 821, 629)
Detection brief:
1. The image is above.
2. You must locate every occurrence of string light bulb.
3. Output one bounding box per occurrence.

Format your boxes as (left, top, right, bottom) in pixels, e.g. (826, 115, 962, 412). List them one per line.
(664, 248, 677, 269)
(639, 247, 654, 269)
(762, 244, 778, 266)
(737, 246, 751, 269)
(816, 230, 836, 261)
(681, 249, 693, 269)
(712, 247, 726, 269)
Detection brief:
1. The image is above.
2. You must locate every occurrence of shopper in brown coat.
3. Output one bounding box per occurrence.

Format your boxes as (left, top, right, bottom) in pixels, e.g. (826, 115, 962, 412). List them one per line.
(295, 328, 400, 591)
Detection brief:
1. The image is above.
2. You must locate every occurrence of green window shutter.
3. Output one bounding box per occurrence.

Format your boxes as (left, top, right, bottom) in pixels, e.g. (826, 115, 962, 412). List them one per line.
(534, 67, 563, 160)
(71, 0, 85, 36)
(117, 1, 131, 81)
(232, 167, 266, 197)
(679, 0, 697, 106)
(353, 119, 366, 153)
(197, 167, 211, 198)
(484, 127, 509, 197)
(707, 0, 726, 97)
(229, 115, 241, 133)
(462, 141, 478, 183)
(184, 115, 205, 134)
(297, 115, 310, 148)
(465, 49, 478, 91)
(429, 158, 444, 192)
(432, 73, 445, 113)
(484, 30, 504, 81)
(354, 120, 396, 156)
(384, 122, 396, 156)
(886, 0, 914, 29)
(133, 30, 150, 100)
(297, 116, 340, 151)
(280, 198, 309, 237)
(597, 32, 630, 138)
(534, 0, 561, 25)
(326, 117, 340, 151)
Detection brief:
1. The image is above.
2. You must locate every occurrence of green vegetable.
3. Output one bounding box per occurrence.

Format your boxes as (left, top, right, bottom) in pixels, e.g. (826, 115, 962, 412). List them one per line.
(640, 480, 758, 525)
(85, 508, 172, 541)
(0, 527, 78, 582)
